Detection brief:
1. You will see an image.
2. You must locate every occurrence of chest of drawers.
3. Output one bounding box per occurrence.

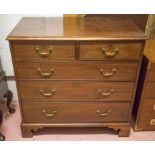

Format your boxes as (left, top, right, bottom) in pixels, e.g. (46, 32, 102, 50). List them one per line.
(7, 16, 146, 137)
(132, 40, 155, 130)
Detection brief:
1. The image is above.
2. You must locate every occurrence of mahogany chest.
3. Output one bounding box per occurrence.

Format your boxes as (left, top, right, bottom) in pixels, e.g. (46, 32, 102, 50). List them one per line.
(7, 16, 146, 137)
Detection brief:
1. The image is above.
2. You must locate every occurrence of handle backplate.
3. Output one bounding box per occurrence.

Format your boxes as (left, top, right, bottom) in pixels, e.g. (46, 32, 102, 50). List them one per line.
(98, 89, 114, 97)
(42, 109, 57, 118)
(35, 46, 53, 57)
(102, 48, 119, 58)
(40, 89, 56, 97)
(100, 68, 117, 77)
(38, 67, 54, 77)
(97, 109, 111, 117)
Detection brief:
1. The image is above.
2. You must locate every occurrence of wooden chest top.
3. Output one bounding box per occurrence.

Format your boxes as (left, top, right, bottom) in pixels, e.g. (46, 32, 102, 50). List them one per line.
(7, 16, 146, 41)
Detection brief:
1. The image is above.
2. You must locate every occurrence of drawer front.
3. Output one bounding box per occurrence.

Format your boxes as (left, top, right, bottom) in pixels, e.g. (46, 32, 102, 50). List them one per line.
(22, 102, 130, 123)
(80, 42, 142, 60)
(13, 42, 75, 61)
(19, 81, 134, 102)
(141, 99, 155, 115)
(138, 114, 155, 130)
(145, 82, 155, 98)
(15, 62, 138, 81)
(148, 63, 155, 81)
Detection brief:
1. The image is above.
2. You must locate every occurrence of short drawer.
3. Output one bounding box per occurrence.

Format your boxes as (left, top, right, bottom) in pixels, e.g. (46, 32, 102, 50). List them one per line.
(13, 41, 75, 61)
(138, 114, 155, 130)
(145, 82, 155, 98)
(141, 99, 155, 115)
(19, 81, 134, 102)
(15, 62, 138, 81)
(22, 102, 130, 123)
(80, 42, 142, 60)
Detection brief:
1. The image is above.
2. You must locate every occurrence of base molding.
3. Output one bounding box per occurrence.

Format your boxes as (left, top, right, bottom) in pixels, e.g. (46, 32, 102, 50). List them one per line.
(21, 122, 131, 138)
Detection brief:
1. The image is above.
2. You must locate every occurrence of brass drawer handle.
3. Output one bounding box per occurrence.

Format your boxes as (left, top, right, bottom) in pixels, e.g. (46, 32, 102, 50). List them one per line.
(150, 119, 155, 125)
(40, 89, 56, 97)
(38, 67, 54, 77)
(35, 46, 53, 57)
(98, 89, 114, 97)
(102, 48, 119, 58)
(42, 109, 57, 118)
(97, 109, 111, 117)
(100, 68, 116, 77)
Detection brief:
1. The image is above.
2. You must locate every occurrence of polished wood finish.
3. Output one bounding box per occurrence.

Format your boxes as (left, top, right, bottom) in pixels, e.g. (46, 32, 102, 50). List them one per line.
(144, 82, 155, 98)
(7, 16, 146, 137)
(21, 122, 131, 138)
(148, 64, 155, 81)
(13, 41, 75, 61)
(22, 102, 130, 123)
(75, 14, 148, 32)
(7, 17, 146, 41)
(80, 42, 142, 61)
(15, 62, 138, 81)
(144, 40, 155, 81)
(138, 115, 155, 130)
(19, 81, 134, 102)
(140, 99, 155, 114)
(132, 40, 155, 131)
(144, 40, 155, 62)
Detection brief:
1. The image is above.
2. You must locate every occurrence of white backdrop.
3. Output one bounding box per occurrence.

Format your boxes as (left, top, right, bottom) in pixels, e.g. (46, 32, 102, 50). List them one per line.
(0, 14, 62, 99)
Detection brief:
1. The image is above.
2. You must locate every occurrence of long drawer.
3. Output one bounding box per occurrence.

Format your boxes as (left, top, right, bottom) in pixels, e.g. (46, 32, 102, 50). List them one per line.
(12, 42, 75, 61)
(19, 81, 134, 102)
(80, 42, 142, 60)
(22, 102, 130, 123)
(15, 62, 138, 81)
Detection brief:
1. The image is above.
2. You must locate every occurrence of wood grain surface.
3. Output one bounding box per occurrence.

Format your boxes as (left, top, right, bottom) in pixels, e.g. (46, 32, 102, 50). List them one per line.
(8, 16, 146, 137)
(80, 42, 142, 60)
(22, 102, 130, 123)
(18, 81, 134, 102)
(15, 62, 138, 81)
(7, 16, 146, 41)
(13, 41, 75, 61)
